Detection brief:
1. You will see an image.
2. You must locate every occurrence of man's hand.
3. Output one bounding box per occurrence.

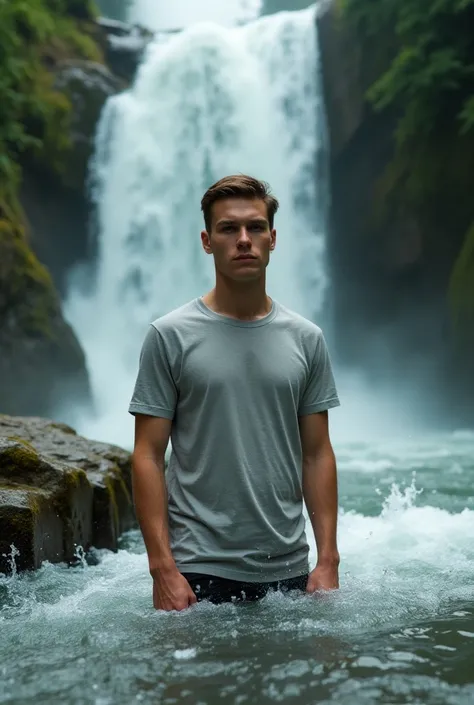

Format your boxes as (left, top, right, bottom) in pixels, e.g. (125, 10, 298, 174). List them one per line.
(306, 561, 339, 594)
(152, 568, 197, 611)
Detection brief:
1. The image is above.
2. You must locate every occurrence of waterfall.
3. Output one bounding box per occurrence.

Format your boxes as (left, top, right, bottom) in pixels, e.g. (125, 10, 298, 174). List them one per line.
(65, 6, 329, 447)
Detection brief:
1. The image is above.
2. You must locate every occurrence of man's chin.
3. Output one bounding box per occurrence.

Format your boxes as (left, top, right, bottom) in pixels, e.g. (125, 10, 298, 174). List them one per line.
(229, 271, 263, 283)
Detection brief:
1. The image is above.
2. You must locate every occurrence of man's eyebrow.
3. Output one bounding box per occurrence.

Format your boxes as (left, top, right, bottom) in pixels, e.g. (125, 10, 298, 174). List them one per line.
(216, 218, 268, 226)
(216, 219, 238, 227)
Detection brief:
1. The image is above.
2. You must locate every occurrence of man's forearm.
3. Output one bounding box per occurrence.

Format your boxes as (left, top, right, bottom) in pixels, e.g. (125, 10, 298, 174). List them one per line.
(302, 446, 340, 565)
(131, 454, 176, 574)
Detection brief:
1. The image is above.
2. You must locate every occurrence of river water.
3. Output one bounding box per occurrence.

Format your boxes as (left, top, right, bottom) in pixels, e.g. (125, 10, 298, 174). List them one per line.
(1, 431, 473, 704)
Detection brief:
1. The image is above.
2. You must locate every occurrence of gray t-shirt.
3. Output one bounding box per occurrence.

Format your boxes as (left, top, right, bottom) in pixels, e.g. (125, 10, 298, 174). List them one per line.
(129, 297, 340, 582)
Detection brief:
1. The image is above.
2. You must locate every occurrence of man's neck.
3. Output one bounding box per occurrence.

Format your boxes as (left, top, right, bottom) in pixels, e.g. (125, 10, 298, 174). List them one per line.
(202, 279, 272, 321)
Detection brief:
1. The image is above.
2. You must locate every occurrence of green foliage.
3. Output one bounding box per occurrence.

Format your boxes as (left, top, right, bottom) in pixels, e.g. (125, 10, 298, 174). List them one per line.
(342, 0, 474, 325)
(0, 218, 59, 340)
(0, 0, 100, 218)
(342, 0, 474, 151)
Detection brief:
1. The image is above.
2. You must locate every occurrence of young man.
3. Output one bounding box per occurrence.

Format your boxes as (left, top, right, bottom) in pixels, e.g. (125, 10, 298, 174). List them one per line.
(129, 175, 340, 611)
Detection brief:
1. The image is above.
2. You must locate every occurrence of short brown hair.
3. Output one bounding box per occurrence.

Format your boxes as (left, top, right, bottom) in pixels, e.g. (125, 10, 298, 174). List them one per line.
(201, 174, 279, 232)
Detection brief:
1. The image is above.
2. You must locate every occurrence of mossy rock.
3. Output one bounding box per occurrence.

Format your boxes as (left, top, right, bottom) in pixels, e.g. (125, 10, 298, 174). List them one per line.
(0, 415, 136, 574)
(0, 489, 63, 573)
(0, 223, 60, 340)
(0, 218, 91, 417)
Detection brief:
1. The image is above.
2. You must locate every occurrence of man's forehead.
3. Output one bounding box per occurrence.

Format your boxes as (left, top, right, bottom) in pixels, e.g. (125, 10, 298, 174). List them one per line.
(213, 198, 268, 223)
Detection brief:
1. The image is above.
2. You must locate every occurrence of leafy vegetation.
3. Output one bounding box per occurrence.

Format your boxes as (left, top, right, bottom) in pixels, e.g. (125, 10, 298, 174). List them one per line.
(0, 0, 100, 219)
(340, 0, 474, 323)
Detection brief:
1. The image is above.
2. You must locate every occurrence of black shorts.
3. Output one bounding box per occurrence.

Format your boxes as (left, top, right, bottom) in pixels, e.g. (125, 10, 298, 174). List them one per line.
(182, 572, 308, 605)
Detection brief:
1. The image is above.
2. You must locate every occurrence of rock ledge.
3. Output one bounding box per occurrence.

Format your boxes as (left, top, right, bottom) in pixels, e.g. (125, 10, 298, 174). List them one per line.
(0, 415, 136, 575)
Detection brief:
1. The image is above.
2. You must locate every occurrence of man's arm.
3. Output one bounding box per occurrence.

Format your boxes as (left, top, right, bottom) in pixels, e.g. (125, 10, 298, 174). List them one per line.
(132, 414, 196, 611)
(299, 410, 340, 592)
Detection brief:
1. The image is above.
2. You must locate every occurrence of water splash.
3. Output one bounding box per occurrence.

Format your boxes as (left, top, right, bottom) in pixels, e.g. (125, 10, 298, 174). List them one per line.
(72, 545, 88, 569)
(380, 479, 424, 517)
(1, 545, 20, 578)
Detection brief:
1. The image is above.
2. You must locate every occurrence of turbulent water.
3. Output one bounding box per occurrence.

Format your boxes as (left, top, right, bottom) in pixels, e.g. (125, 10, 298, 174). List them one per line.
(1, 433, 473, 704)
(64, 6, 327, 448)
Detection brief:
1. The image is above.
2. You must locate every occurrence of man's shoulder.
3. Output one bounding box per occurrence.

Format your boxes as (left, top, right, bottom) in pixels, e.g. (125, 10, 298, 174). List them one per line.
(275, 302, 324, 339)
(150, 299, 201, 335)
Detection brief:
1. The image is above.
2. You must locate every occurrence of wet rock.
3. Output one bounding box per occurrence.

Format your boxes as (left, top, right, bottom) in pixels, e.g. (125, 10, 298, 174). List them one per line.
(96, 16, 154, 82)
(316, 0, 368, 158)
(0, 415, 136, 575)
(53, 59, 125, 192)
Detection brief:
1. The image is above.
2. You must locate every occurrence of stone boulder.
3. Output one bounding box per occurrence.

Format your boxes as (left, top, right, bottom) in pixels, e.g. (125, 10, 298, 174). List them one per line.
(0, 415, 136, 575)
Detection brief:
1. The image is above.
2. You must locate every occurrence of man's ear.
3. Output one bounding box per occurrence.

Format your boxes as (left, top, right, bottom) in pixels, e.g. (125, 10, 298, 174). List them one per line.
(201, 231, 212, 254)
(270, 229, 276, 251)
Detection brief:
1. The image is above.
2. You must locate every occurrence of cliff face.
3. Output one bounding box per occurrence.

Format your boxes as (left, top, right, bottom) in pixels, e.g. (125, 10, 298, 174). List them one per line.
(20, 59, 124, 295)
(0, 1, 131, 419)
(317, 3, 474, 423)
(0, 214, 90, 418)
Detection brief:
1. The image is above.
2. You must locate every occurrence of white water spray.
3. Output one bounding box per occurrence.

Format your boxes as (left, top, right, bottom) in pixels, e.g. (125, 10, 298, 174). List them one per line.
(65, 7, 328, 446)
(129, 0, 263, 30)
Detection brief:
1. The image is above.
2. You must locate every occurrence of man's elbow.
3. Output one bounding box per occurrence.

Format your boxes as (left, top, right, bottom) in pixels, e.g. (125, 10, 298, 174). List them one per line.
(131, 449, 165, 475)
(303, 439, 335, 465)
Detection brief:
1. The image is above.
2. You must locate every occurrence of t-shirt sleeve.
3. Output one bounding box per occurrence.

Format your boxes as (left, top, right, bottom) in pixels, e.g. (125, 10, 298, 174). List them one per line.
(298, 332, 340, 416)
(128, 324, 177, 419)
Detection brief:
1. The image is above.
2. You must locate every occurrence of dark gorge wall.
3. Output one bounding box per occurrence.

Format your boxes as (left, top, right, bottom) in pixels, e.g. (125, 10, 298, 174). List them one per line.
(317, 3, 474, 425)
(0, 1, 146, 420)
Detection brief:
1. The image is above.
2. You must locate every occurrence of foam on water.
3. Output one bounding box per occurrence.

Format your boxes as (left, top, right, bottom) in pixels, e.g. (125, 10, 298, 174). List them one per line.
(2, 476, 473, 634)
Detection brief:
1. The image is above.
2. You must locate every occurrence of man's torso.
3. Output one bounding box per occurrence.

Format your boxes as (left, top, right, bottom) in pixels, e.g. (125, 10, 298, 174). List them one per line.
(129, 297, 339, 581)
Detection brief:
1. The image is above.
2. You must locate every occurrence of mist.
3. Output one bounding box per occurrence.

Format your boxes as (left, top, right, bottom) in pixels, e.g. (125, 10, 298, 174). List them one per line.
(128, 0, 262, 30)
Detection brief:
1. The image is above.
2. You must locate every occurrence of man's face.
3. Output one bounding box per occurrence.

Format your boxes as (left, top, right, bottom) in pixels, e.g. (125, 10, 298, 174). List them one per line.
(201, 198, 276, 281)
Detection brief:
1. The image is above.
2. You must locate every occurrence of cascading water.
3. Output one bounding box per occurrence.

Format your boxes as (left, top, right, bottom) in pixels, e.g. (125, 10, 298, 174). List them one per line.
(65, 5, 329, 447)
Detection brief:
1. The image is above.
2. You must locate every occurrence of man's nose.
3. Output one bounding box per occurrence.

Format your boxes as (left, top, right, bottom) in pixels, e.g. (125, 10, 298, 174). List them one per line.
(237, 227, 251, 246)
